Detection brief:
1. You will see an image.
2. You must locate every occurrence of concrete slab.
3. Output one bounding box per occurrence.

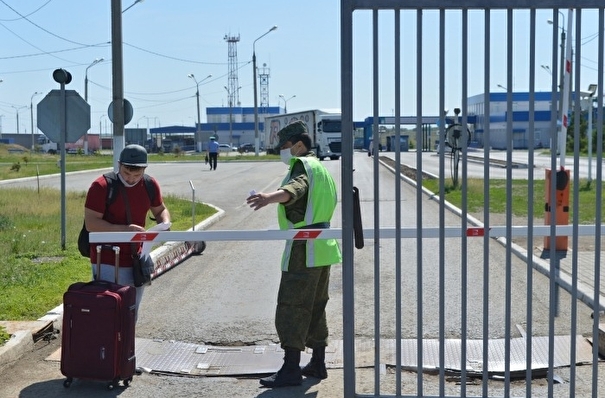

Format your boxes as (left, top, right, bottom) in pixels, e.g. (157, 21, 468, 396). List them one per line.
(46, 335, 597, 379)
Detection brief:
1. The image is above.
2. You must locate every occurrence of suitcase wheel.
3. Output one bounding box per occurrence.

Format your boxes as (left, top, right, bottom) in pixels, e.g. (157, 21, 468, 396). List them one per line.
(63, 378, 72, 388)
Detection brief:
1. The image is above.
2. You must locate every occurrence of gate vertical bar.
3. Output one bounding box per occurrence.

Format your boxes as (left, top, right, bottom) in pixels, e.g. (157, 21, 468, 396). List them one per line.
(394, 9, 403, 396)
(547, 11, 561, 395)
(459, 8, 470, 394)
(593, 9, 604, 396)
(525, 9, 537, 398)
(482, 9, 492, 397)
(415, 8, 425, 397)
(438, 8, 447, 397)
(339, 1, 356, 396)
(570, 10, 582, 396)
(504, 8, 515, 395)
(371, 8, 382, 395)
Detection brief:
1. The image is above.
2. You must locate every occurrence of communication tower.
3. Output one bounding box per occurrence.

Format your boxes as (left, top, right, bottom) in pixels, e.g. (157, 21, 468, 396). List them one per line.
(259, 63, 270, 111)
(223, 33, 241, 106)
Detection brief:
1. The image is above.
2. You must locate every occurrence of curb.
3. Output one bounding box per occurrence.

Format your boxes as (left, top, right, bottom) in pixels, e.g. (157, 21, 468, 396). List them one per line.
(0, 331, 33, 373)
(0, 205, 225, 370)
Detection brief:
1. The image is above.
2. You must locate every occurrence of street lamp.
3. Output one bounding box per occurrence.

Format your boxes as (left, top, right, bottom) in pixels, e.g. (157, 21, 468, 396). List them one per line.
(188, 73, 212, 152)
(122, 0, 144, 13)
(497, 84, 507, 91)
(136, 115, 146, 129)
(547, 12, 566, 134)
(541, 65, 552, 75)
(30, 92, 41, 151)
(279, 94, 296, 113)
(11, 105, 27, 134)
(253, 25, 278, 156)
(84, 58, 104, 154)
(586, 84, 597, 184)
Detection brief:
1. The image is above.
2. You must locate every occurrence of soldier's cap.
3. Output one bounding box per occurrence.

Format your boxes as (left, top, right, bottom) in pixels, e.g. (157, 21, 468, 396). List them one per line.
(274, 120, 308, 150)
(119, 144, 148, 167)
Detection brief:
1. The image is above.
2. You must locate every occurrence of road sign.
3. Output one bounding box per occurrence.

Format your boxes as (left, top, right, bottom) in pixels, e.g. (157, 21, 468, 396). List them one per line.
(37, 90, 91, 143)
(108, 99, 134, 125)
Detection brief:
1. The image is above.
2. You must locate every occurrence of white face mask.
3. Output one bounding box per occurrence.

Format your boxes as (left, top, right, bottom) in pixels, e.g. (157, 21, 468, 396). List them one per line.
(118, 172, 142, 188)
(280, 148, 293, 165)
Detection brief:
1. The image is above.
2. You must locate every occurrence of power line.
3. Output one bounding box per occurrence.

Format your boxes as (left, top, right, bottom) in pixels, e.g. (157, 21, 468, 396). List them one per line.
(123, 42, 235, 65)
(0, 42, 109, 60)
(0, 0, 53, 22)
(0, 0, 92, 46)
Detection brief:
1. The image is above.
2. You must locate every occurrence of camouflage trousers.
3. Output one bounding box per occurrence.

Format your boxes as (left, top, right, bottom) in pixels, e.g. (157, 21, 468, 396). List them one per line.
(276, 240, 331, 352)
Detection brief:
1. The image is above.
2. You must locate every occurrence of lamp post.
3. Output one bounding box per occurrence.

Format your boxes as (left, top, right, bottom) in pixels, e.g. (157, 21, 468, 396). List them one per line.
(30, 92, 41, 150)
(541, 65, 552, 75)
(586, 84, 597, 184)
(11, 105, 27, 134)
(253, 25, 278, 156)
(188, 73, 212, 153)
(548, 12, 566, 157)
(84, 58, 104, 154)
(497, 84, 507, 91)
(100, 114, 107, 136)
(279, 94, 296, 113)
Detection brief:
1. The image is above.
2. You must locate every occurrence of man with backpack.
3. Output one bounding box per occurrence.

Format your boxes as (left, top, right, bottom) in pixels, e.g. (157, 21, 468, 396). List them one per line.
(83, 144, 171, 321)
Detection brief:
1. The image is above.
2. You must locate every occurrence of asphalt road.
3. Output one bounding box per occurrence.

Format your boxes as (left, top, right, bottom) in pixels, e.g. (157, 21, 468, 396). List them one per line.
(397, 148, 601, 179)
(0, 152, 600, 397)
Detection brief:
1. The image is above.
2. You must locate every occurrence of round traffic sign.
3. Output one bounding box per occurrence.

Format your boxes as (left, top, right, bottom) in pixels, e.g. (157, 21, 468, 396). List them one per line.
(108, 99, 134, 125)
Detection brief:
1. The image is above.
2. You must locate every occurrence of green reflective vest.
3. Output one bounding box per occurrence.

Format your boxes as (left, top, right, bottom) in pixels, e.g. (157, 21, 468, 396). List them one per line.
(277, 156, 342, 270)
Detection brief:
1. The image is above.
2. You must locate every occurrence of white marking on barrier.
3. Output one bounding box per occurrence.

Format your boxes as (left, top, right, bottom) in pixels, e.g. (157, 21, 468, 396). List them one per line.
(89, 224, 605, 243)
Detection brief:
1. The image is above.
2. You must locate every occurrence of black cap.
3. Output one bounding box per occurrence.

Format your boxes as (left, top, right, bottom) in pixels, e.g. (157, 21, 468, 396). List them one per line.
(119, 144, 148, 167)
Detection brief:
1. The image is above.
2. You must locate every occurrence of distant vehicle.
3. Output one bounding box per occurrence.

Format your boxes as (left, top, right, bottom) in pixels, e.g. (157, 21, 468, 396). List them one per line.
(37, 135, 58, 154)
(264, 109, 342, 160)
(238, 143, 255, 153)
(218, 144, 235, 153)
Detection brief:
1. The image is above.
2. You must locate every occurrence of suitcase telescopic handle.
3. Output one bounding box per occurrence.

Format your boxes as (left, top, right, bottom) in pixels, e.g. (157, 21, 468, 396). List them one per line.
(95, 245, 121, 284)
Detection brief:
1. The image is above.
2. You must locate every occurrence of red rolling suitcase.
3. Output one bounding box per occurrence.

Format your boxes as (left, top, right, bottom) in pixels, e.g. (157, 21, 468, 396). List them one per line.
(61, 245, 136, 390)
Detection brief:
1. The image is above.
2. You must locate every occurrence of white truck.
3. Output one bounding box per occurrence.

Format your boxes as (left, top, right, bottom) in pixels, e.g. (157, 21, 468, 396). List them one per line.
(265, 109, 341, 160)
(37, 135, 58, 154)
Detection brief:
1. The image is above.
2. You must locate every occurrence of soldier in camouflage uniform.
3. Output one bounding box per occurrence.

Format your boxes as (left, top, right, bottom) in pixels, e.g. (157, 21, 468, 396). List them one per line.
(246, 120, 342, 388)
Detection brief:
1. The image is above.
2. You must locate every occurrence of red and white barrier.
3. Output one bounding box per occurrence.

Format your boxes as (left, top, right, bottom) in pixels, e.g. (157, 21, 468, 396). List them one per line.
(89, 224, 605, 244)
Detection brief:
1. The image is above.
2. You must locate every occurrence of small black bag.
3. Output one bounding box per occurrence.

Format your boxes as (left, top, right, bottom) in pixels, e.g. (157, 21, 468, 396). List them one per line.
(132, 253, 154, 287)
(77, 222, 90, 257)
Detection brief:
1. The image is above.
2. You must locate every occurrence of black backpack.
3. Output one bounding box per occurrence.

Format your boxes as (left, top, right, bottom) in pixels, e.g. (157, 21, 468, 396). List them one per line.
(77, 172, 156, 257)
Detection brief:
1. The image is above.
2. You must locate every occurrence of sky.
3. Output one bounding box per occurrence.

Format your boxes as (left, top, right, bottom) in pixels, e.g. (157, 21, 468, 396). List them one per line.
(0, 1, 603, 136)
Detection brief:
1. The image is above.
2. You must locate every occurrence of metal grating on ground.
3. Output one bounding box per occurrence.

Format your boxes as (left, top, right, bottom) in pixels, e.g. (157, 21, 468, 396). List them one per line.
(133, 336, 595, 378)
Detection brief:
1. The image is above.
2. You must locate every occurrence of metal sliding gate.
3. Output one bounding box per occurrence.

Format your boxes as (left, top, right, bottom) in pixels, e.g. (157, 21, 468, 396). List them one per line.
(340, 1, 604, 397)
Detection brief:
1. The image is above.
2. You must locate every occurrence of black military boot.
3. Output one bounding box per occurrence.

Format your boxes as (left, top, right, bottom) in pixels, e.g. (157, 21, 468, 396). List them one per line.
(260, 348, 303, 388)
(301, 346, 328, 379)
